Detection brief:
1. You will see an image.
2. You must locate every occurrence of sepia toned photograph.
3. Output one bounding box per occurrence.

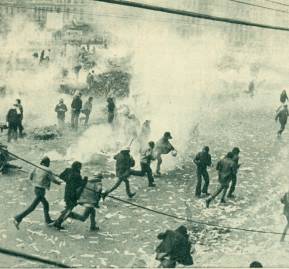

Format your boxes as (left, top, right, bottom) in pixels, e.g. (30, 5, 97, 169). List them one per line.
(0, 0, 288, 268)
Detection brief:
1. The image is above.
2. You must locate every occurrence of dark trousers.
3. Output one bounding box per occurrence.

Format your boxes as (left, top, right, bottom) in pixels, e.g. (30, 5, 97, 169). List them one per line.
(53, 202, 75, 227)
(107, 176, 133, 197)
(278, 121, 287, 135)
(15, 187, 51, 223)
(8, 124, 17, 142)
(195, 169, 209, 196)
(71, 111, 80, 130)
(130, 163, 154, 185)
(83, 112, 90, 125)
(228, 174, 237, 196)
(108, 112, 114, 123)
(17, 118, 23, 137)
(69, 207, 96, 229)
(209, 178, 230, 203)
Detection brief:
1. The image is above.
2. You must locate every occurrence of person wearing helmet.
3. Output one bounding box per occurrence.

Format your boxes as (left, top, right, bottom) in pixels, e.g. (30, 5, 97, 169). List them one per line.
(153, 132, 176, 177)
(103, 148, 136, 199)
(55, 98, 68, 130)
(206, 152, 236, 208)
(227, 147, 241, 199)
(193, 146, 212, 198)
(52, 161, 87, 230)
(13, 157, 61, 229)
(68, 173, 103, 231)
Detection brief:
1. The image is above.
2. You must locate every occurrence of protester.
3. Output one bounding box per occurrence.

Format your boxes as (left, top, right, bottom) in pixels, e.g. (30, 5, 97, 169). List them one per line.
(227, 147, 241, 198)
(103, 148, 136, 199)
(81, 96, 93, 126)
(153, 132, 176, 177)
(206, 152, 235, 208)
(68, 173, 103, 231)
(280, 191, 289, 242)
(275, 104, 289, 136)
(55, 98, 68, 130)
(193, 146, 212, 198)
(280, 90, 288, 104)
(156, 225, 194, 268)
(15, 99, 24, 138)
(53, 161, 87, 230)
(86, 71, 94, 90)
(6, 104, 19, 143)
(13, 157, 61, 229)
(107, 97, 115, 124)
(129, 141, 156, 187)
(71, 91, 82, 130)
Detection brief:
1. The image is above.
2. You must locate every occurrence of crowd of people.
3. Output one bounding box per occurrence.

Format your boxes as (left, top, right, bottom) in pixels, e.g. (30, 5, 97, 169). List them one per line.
(2, 89, 289, 267)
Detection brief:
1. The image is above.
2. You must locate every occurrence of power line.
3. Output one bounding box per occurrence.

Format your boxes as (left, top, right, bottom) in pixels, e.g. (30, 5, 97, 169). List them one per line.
(228, 0, 289, 14)
(5, 150, 289, 237)
(93, 0, 289, 32)
(0, 3, 199, 27)
(0, 246, 70, 268)
(262, 0, 289, 8)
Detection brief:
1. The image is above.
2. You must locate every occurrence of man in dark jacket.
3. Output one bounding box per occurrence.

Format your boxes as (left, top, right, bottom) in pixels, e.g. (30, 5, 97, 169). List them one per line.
(194, 146, 212, 197)
(55, 98, 68, 130)
(6, 104, 19, 142)
(71, 92, 82, 130)
(68, 173, 103, 231)
(206, 152, 235, 208)
(156, 225, 194, 268)
(103, 148, 136, 198)
(13, 157, 61, 229)
(275, 104, 289, 136)
(227, 147, 241, 198)
(52, 161, 87, 229)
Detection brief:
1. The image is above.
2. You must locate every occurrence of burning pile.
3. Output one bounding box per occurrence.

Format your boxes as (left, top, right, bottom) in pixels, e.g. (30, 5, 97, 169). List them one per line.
(31, 126, 61, 140)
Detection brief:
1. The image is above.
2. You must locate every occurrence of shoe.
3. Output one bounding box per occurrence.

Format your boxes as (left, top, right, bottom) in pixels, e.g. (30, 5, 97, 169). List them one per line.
(205, 199, 211, 208)
(220, 199, 226, 204)
(46, 219, 54, 225)
(128, 192, 136, 199)
(155, 172, 161, 177)
(13, 218, 20, 230)
(53, 223, 65, 230)
(202, 192, 211, 197)
(227, 194, 235, 199)
(148, 183, 156, 187)
(195, 194, 201, 198)
(90, 226, 100, 232)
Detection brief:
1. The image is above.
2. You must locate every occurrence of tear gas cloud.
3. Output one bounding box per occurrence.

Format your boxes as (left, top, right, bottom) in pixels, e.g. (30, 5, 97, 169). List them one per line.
(2, 11, 289, 172)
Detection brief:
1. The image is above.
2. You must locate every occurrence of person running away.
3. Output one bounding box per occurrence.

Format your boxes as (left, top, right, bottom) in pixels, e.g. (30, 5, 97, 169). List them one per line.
(13, 157, 61, 229)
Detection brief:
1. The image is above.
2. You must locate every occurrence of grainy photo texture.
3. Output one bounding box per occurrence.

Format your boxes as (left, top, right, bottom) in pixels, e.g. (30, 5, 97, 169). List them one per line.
(0, 0, 288, 268)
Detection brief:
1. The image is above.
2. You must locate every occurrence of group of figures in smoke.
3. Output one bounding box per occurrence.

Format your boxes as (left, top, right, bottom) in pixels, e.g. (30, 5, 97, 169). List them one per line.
(2, 88, 289, 268)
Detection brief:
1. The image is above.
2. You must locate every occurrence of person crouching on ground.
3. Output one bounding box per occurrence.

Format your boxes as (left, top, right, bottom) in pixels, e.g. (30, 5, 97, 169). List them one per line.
(155, 225, 194, 268)
(13, 157, 61, 229)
